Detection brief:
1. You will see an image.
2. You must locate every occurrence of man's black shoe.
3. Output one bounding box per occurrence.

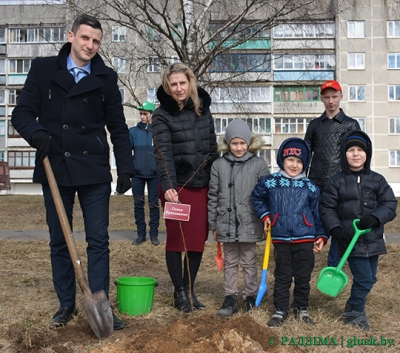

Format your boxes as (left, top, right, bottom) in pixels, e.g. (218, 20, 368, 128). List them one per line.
(133, 236, 146, 246)
(113, 314, 126, 330)
(50, 306, 76, 327)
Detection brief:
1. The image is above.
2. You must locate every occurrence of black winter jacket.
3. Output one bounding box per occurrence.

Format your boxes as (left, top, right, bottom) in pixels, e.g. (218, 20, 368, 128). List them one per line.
(319, 130, 397, 257)
(152, 85, 218, 194)
(305, 109, 360, 187)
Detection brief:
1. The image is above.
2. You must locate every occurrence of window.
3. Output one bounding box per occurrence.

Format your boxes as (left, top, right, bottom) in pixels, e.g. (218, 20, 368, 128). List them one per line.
(0, 58, 5, 73)
(347, 21, 365, 38)
(389, 150, 400, 166)
(147, 26, 160, 41)
(389, 117, 400, 134)
(119, 88, 125, 103)
(214, 117, 271, 134)
(354, 117, 366, 131)
(273, 23, 335, 38)
(171, 55, 180, 64)
(348, 53, 365, 69)
(0, 28, 5, 43)
(0, 150, 4, 161)
(8, 151, 36, 168)
(0, 90, 4, 116)
(210, 53, 271, 72)
(211, 86, 271, 103)
(41, 27, 64, 42)
(9, 59, 31, 73)
(389, 85, 400, 101)
(274, 54, 335, 70)
(0, 120, 5, 135)
(112, 26, 126, 42)
(147, 88, 159, 104)
(388, 21, 400, 38)
(388, 53, 400, 69)
(210, 22, 270, 41)
(274, 86, 319, 102)
(147, 56, 160, 72)
(172, 23, 182, 41)
(349, 85, 365, 101)
(112, 58, 126, 73)
(8, 89, 19, 105)
(274, 118, 311, 134)
(8, 121, 20, 137)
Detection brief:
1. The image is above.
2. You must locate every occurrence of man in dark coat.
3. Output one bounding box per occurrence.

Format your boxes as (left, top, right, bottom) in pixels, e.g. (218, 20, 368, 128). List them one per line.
(305, 80, 361, 267)
(11, 14, 134, 330)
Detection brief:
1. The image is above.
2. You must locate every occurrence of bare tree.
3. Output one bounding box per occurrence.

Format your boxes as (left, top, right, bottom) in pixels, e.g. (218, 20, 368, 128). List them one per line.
(62, 0, 337, 109)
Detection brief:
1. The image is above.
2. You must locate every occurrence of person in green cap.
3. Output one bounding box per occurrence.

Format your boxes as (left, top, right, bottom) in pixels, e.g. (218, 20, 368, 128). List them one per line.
(129, 101, 160, 246)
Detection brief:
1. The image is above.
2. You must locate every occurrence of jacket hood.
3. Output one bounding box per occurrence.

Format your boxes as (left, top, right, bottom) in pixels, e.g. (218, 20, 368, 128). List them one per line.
(218, 134, 264, 154)
(340, 129, 372, 173)
(277, 137, 311, 173)
(156, 85, 211, 116)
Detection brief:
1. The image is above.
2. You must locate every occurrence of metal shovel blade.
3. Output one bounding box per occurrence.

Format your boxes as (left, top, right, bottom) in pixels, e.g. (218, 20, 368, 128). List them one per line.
(255, 226, 271, 307)
(81, 290, 113, 339)
(316, 267, 348, 297)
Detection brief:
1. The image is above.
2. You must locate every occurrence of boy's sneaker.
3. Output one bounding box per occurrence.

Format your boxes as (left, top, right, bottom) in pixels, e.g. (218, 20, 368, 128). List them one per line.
(293, 308, 315, 325)
(217, 295, 238, 318)
(243, 296, 256, 312)
(151, 238, 160, 246)
(267, 310, 288, 327)
(343, 310, 370, 331)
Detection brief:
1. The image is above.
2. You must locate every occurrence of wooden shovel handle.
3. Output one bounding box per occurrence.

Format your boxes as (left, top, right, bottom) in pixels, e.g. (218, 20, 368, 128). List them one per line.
(43, 157, 91, 295)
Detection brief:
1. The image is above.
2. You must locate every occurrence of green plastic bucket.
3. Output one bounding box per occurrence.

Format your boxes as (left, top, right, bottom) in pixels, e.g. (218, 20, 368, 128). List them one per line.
(115, 276, 157, 316)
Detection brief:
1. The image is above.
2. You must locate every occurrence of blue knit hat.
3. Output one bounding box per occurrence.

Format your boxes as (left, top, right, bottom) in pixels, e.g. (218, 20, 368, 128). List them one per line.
(345, 135, 368, 153)
(281, 140, 309, 167)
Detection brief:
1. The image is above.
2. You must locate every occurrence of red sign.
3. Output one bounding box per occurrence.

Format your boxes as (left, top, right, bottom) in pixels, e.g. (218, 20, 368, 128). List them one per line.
(163, 202, 191, 221)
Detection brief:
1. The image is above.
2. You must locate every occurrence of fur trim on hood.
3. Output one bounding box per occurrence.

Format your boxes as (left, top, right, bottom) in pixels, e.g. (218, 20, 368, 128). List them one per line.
(218, 134, 264, 153)
(156, 85, 211, 116)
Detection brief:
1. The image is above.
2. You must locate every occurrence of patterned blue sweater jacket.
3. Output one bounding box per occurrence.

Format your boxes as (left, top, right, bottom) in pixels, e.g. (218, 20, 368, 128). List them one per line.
(252, 170, 328, 244)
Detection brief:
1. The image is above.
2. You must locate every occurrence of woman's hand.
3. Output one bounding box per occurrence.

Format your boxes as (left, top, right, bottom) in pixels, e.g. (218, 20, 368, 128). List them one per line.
(164, 188, 179, 203)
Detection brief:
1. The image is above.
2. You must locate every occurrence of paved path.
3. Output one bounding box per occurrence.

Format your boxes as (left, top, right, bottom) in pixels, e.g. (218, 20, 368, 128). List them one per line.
(0, 229, 399, 244)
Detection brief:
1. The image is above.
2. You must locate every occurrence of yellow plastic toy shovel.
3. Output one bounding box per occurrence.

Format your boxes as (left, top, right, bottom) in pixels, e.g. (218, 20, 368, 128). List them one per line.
(255, 226, 272, 307)
(317, 219, 371, 297)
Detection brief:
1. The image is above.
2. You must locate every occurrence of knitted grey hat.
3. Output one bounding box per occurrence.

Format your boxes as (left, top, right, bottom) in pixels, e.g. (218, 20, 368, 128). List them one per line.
(225, 119, 252, 145)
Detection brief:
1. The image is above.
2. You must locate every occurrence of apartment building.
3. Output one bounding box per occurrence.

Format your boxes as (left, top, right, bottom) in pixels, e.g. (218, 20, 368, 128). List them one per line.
(0, 0, 399, 195)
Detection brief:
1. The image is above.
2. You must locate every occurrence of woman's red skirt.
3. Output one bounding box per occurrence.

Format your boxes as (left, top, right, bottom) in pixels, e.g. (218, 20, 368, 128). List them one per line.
(159, 185, 209, 252)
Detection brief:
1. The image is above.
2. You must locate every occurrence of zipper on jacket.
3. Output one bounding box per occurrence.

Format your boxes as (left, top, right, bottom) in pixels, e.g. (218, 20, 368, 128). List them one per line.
(357, 172, 369, 256)
(49, 90, 51, 100)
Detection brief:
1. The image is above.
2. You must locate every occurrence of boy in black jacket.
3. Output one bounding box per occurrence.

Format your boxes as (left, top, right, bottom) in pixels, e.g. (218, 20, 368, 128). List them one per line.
(319, 130, 397, 331)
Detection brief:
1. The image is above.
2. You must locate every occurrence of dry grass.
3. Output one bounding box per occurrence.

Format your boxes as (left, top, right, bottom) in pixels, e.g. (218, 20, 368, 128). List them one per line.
(0, 195, 399, 352)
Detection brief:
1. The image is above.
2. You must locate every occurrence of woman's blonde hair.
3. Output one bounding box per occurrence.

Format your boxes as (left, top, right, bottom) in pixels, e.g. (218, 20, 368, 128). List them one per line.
(162, 63, 202, 116)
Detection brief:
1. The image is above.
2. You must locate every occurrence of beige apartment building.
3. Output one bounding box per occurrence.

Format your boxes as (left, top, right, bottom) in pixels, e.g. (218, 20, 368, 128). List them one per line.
(0, 0, 399, 195)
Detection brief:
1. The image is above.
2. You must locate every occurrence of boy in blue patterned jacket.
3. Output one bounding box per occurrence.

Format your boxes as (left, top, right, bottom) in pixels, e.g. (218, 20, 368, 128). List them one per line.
(252, 137, 328, 327)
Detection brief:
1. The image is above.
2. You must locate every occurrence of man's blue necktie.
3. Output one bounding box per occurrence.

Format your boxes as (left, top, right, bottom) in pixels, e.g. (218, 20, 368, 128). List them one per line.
(71, 67, 88, 83)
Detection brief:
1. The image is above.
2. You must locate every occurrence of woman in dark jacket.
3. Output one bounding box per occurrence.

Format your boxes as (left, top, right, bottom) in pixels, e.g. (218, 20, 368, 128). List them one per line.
(152, 63, 218, 312)
(320, 130, 397, 330)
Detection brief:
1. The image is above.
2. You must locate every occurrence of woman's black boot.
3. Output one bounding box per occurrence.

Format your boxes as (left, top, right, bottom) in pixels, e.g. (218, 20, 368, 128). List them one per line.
(185, 286, 206, 310)
(173, 287, 192, 312)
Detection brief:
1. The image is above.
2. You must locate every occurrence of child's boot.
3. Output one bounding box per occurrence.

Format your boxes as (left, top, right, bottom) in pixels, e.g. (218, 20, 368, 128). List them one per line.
(217, 295, 238, 317)
(343, 310, 370, 331)
(267, 309, 288, 327)
(293, 307, 315, 325)
(243, 295, 256, 312)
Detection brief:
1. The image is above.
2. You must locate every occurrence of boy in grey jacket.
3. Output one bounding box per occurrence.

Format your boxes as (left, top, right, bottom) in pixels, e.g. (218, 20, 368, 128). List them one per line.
(208, 119, 270, 317)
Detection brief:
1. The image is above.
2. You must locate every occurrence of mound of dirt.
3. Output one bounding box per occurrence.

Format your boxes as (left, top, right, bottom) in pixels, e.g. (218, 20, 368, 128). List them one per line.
(10, 314, 304, 353)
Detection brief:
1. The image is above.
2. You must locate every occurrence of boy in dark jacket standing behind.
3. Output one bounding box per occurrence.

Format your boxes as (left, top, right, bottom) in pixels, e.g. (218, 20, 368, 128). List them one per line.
(252, 138, 327, 327)
(319, 130, 397, 331)
(129, 102, 160, 246)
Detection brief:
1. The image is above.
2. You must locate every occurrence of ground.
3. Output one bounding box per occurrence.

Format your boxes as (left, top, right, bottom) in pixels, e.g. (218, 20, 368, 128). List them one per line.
(11, 314, 303, 353)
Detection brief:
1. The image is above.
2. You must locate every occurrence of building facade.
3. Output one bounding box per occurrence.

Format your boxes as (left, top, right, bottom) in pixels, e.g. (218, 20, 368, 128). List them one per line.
(0, 0, 399, 195)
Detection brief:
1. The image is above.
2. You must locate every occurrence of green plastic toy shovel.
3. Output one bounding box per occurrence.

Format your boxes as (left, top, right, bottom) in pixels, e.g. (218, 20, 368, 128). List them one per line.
(317, 219, 371, 297)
